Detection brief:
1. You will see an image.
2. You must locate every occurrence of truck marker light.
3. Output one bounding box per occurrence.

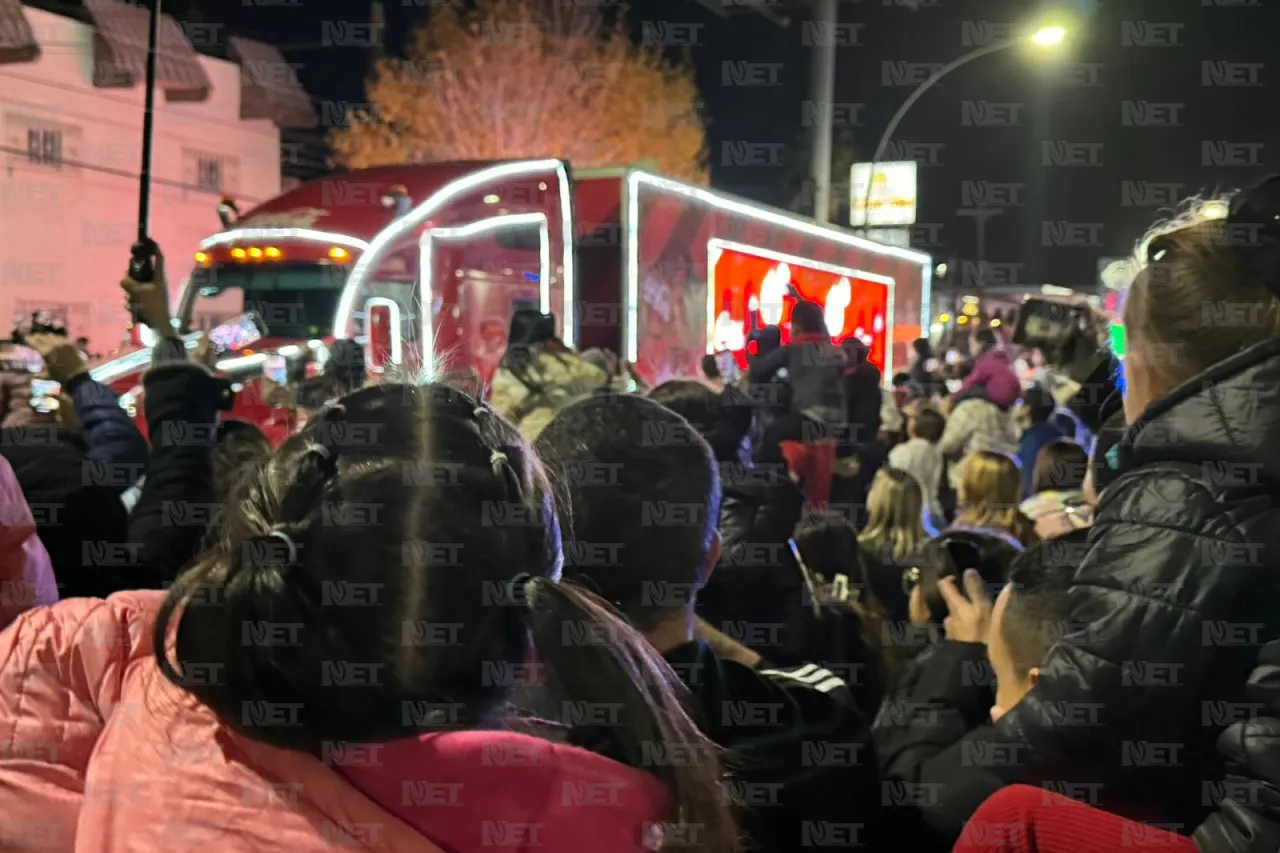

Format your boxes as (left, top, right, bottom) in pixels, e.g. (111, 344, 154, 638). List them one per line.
(230, 248, 247, 260)
(194, 252, 211, 265)
(247, 248, 264, 259)
(329, 247, 350, 261)
(265, 247, 283, 260)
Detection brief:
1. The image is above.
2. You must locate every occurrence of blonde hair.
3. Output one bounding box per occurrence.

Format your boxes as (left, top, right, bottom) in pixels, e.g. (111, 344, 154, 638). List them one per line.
(1127, 192, 1280, 385)
(858, 468, 930, 563)
(955, 450, 1037, 546)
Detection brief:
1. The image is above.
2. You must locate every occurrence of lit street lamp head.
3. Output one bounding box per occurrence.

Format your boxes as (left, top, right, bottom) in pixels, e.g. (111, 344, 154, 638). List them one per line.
(1030, 26, 1067, 47)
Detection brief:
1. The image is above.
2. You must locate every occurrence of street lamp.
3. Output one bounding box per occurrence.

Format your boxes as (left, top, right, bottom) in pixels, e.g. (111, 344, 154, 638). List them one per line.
(856, 25, 1069, 234)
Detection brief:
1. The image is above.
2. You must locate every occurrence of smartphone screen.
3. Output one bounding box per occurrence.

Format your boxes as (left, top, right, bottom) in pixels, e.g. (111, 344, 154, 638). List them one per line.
(208, 312, 265, 354)
(31, 379, 60, 398)
(264, 354, 288, 385)
(714, 350, 740, 382)
(29, 378, 60, 413)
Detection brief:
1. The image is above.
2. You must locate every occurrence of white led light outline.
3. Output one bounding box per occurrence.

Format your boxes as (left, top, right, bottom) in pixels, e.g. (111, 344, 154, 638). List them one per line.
(625, 169, 930, 364)
(418, 213, 552, 357)
(199, 229, 371, 253)
(363, 296, 404, 367)
(704, 238, 896, 380)
(335, 160, 575, 346)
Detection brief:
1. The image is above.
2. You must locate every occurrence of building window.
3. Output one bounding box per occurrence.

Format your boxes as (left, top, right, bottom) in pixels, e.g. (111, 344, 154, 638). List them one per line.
(196, 156, 223, 191)
(26, 127, 62, 167)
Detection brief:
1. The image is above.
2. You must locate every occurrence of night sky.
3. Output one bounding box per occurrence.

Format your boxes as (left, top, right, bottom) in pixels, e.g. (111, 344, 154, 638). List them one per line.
(158, 0, 1280, 290)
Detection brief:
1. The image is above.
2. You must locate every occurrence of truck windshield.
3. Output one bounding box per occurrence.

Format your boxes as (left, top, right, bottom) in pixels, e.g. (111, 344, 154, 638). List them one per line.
(187, 262, 348, 339)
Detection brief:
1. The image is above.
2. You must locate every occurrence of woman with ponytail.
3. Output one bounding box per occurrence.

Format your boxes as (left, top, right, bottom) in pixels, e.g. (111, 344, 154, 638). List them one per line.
(0, 383, 739, 853)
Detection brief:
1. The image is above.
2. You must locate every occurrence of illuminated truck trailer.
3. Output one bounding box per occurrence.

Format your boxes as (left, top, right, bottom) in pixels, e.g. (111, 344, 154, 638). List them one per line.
(92, 160, 931, 426)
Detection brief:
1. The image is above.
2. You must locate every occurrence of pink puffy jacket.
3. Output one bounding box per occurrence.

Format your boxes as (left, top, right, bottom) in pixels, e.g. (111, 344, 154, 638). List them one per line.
(0, 453, 56, 628)
(0, 592, 672, 853)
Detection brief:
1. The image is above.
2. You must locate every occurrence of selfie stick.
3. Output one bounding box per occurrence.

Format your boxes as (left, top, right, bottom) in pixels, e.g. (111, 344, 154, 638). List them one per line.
(126, 0, 163, 323)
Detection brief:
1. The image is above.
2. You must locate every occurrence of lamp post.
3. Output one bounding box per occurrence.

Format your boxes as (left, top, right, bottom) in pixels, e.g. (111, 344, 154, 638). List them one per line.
(856, 25, 1067, 235)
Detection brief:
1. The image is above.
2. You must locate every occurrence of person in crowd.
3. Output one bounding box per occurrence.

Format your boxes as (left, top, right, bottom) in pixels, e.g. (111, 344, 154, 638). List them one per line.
(120, 264, 233, 587)
(857, 467, 934, 627)
(787, 513, 893, 716)
(952, 450, 1037, 547)
(1016, 385, 1068, 495)
(699, 352, 725, 392)
(535, 393, 878, 852)
(937, 391, 1018, 497)
(952, 328, 1021, 411)
(749, 302, 847, 507)
(0, 331, 148, 598)
(841, 336, 882, 445)
(0, 341, 38, 428)
(645, 380, 802, 636)
(971, 184, 1280, 828)
(490, 309, 610, 441)
(1019, 439, 1092, 540)
(0, 452, 56, 629)
(908, 337, 945, 400)
(888, 406, 947, 529)
(0, 382, 741, 853)
(874, 527, 1037, 851)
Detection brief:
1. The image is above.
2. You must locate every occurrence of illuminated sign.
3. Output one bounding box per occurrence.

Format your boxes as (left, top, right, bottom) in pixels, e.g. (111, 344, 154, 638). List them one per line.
(707, 239, 893, 372)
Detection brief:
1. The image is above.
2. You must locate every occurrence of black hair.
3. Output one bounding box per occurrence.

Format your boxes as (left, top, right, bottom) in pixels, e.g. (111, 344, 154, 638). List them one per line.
(843, 336, 870, 365)
(790, 301, 825, 335)
(1000, 527, 1083, 674)
(912, 407, 945, 444)
(155, 383, 738, 853)
(700, 353, 722, 381)
(791, 514, 894, 709)
(891, 372, 911, 388)
(647, 380, 751, 463)
(534, 393, 721, 633)
(324, 339, 366, 392)
(915, 528, 1022, 624)
(1023, 384, 1057, 424)
(912, 337, 932, 360)
(1031, 439, 1088, 494)
(975, 328, 998, 350)
(212, 420, 272, 503)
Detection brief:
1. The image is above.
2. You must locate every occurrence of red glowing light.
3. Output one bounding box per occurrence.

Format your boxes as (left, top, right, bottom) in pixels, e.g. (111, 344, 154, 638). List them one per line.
(712, 248, 890, 369)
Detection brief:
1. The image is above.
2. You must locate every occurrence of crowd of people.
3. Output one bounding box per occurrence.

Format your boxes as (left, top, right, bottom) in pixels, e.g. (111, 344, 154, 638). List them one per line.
(0, 183, 1278, 853)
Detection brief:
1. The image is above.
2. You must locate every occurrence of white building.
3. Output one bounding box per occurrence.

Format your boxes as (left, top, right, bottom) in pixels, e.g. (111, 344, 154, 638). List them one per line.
(0, 0, 315, 355)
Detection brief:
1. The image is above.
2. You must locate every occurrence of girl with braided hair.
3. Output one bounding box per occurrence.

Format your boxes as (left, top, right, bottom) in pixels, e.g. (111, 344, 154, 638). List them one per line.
(0, 383, 740, 853)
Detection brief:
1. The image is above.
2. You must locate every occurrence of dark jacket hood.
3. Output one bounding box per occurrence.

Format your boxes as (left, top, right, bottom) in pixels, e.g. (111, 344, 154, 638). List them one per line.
(1119, 340, 1280, 486)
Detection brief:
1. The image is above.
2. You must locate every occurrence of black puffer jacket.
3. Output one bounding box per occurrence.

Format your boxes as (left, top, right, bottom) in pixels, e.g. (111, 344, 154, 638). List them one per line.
(1195, 638, 1280, 853)
(984, 339, 1280, 827)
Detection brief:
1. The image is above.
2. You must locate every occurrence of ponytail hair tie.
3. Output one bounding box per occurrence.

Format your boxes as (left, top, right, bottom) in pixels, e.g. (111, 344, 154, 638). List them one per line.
(508, 572, 535, 607)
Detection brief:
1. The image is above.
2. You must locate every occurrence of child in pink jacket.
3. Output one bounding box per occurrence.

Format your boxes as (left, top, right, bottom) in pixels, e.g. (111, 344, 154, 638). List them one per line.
(0, 453, 56, 628)
(0, 384, 739, 853)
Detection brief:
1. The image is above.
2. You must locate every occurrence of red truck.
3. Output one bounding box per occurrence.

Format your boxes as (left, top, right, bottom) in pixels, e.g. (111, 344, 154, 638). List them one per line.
(90, 159, 932, 430)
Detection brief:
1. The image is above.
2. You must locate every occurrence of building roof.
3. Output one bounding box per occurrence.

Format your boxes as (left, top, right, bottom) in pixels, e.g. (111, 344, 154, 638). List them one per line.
(228, 36, 317, 130)
(82, 0, 210, 101)
(0, 0, 39, 64)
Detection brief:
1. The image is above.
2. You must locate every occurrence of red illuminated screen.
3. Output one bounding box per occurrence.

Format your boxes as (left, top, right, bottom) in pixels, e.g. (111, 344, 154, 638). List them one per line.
(710, 246, 890, 370)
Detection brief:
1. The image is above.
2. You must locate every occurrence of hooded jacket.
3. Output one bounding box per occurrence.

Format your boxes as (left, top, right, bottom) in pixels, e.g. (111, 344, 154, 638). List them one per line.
(0, 592, 674, 853)
(0, 453, 56, 629)
(955, 348, 1021, 411)
(663, 640, 880, 851)
(490, 346, 610, 442)
(979, 339, 1280, 827)
(0, 373, 148, 598)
